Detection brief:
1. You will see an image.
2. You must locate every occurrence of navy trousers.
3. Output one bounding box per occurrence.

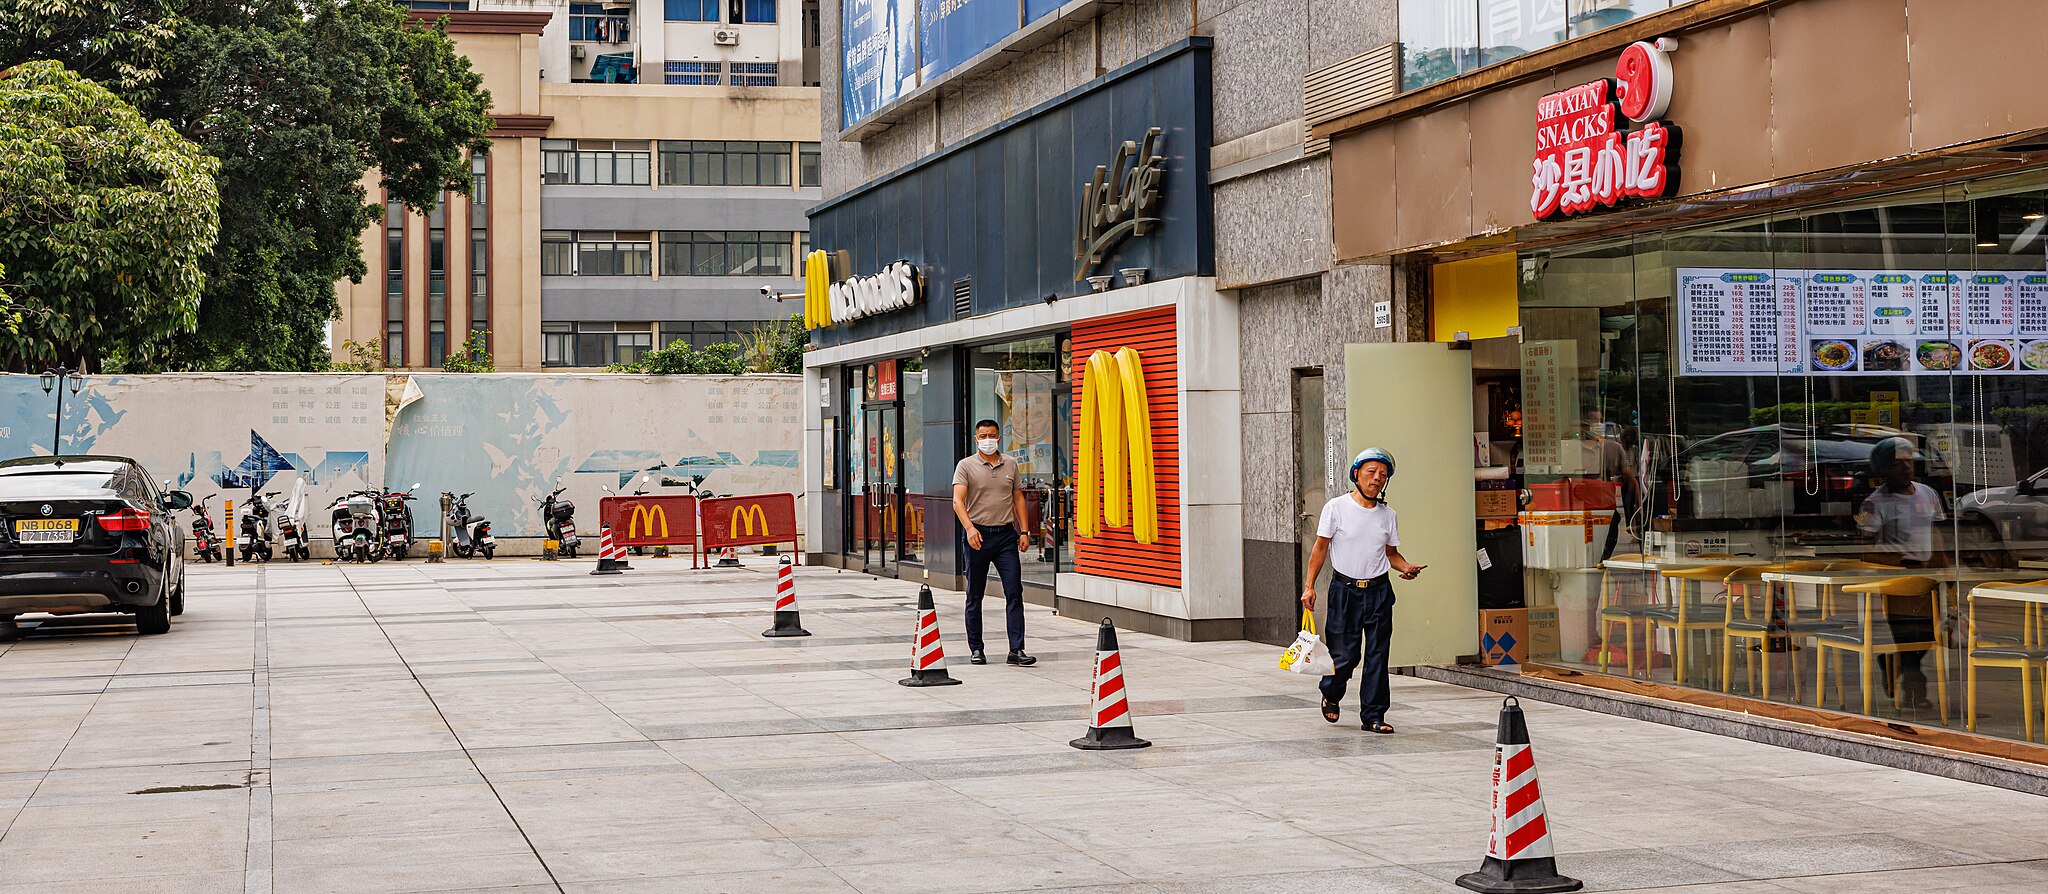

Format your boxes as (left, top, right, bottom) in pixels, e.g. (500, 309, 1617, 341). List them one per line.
(1319, 572, 1396, 724)
(964, 525, 1024, 654)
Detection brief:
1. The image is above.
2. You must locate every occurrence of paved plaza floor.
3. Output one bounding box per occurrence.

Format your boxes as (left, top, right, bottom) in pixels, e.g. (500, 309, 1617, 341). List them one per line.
(2, 557, 2045, 893)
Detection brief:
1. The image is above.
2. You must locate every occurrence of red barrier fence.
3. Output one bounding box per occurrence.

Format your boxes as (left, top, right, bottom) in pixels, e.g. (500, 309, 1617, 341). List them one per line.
(599, 495, 700, 564)
(700, 493, 800, 559)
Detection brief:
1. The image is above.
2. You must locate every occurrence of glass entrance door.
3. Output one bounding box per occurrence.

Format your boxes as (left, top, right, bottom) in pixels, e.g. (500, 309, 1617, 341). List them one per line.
(861, 402, 903, 573)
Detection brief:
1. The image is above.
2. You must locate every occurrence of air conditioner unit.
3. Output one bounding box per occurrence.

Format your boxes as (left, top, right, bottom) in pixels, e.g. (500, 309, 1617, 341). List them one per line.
(713, 28, 740, 46)
(570, 44, 587, 60)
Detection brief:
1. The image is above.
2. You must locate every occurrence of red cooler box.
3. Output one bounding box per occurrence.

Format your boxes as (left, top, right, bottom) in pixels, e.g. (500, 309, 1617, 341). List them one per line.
(1526, 478, 1620, 512)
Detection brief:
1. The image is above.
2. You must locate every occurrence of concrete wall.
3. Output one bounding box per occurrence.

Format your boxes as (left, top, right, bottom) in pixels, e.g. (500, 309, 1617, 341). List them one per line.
(0, 374, 801, 554)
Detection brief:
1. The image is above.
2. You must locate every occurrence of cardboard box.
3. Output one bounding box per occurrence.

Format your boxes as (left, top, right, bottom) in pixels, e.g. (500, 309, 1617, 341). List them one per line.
(1525, 606, 1561, 662)
(1476, 490, 1517, 518)
(1480, 609, 1530, 667)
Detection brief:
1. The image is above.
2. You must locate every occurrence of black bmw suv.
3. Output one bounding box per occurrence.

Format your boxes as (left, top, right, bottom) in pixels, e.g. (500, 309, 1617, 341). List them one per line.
(0, 456, 190, 635)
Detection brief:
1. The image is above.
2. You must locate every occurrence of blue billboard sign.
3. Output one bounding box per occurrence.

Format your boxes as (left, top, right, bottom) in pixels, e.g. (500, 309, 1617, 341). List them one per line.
(918, 0, 1018, 82)
(841, 0, 918, 129)
(1025, 0, 1061, 24)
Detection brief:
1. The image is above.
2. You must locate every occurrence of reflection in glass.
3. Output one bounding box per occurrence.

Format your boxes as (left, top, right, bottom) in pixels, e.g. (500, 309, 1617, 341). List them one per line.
(970, 338, 1062, 589)
(1514, 170, 2048, 745)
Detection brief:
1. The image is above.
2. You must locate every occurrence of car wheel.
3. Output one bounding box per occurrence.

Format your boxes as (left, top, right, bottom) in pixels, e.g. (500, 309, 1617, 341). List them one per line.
(136, 584, 171, 635)
(169, 573, 186, 616)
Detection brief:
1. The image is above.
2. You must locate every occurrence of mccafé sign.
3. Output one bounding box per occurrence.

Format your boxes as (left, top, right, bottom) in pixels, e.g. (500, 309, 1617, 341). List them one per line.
(1531, 39, 1682, 220)
(803, 250, 921, 330)
(1075, 127, 1166, 281)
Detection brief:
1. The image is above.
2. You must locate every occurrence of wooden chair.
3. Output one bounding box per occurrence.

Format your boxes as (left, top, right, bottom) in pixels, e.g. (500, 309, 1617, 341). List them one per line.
(1644, 565, 1741, 687)
(1965, 582, 2048, 742)
(1813, 576, 1947, 721)
(1720, 561, 1831, 700)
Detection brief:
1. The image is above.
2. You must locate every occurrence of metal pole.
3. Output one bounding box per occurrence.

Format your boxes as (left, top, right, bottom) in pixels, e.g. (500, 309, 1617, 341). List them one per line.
(224, 499, 236, 567)
(50, 373, 63, 457)
(439, 492, 453, 562)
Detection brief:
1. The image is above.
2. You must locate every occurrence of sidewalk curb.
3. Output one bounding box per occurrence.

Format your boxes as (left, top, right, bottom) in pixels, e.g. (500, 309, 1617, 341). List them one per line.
(1411, 664, 2048, 797)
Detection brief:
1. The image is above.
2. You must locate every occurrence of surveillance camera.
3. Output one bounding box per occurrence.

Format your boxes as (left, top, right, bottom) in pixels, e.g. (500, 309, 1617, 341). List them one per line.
(759, 285, 774, 297)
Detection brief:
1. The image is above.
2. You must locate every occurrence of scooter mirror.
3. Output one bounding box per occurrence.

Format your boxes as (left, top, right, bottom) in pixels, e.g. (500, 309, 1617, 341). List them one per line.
(410, 483, 420, 491)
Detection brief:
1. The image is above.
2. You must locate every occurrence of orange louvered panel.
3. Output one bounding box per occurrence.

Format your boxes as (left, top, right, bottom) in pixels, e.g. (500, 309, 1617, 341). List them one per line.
(1070, 307, 1180, 589)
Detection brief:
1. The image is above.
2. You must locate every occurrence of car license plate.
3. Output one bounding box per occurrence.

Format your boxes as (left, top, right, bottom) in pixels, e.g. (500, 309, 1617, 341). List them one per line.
(15, 518, 79, 544)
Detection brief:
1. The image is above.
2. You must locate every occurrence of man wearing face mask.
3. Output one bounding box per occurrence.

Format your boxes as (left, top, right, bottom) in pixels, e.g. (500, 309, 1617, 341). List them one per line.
(951, 419, 1035, 666)
(1300, 448, 1425, 733)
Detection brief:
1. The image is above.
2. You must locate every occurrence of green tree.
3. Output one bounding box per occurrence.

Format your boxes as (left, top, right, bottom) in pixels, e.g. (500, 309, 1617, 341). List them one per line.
(330, 336, 383, 372)
(442, 329, 494, 373)
(0, 60, 219, 370)
(1, 0, 494, 371)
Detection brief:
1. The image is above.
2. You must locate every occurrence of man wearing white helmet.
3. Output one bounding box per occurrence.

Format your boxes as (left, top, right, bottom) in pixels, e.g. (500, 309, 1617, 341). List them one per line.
(1301, 447, 1425, 733)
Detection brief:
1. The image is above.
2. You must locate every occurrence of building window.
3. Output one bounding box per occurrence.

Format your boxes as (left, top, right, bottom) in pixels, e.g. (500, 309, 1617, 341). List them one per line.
(569, 3, 629, 42)
(387, 322, 405, 366)
(542, 230, 575, 276)
(657, 140, 791, 186)
(469, 151, 489, 342)
(576, 231, 654, 276)
(736, 0, 775, 24)
(385, 198, 404, 367)
(665, 0, 718, 21)
(542, 139, 574, 184)
(661, 321, 748, 348)
(543, 322, 574, 367)
(802, 3, 820, 48)
(542, 140, 650, 185)
(798, 142, 820, 187)
(1400, 0, 1683, 92)
(664, 60, 721, 85)
(659, 231, 795, 277)
(730, 62, 778, 86)
(405, 0, 469, 9)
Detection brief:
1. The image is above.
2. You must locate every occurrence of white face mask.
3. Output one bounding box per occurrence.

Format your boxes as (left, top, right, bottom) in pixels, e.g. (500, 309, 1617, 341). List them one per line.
(976, 438, 1000, 455)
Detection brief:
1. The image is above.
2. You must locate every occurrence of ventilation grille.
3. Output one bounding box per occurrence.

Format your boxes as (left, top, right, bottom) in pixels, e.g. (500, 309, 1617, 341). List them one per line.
(1303, 43, 1399, 157)
(953, 277, 972, 318)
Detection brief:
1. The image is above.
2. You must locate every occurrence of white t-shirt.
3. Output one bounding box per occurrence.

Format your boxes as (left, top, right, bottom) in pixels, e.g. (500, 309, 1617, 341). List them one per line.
(1317, 494, 1401, 580)
(1859, 482, 1943, 563)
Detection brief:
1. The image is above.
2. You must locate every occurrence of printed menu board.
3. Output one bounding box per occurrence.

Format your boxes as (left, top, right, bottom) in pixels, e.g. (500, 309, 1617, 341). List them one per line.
(1678, 268, 2048, 376)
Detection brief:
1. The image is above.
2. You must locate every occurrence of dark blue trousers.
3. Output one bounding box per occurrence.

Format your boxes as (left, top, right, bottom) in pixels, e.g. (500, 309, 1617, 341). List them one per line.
(1319, 572, 1395, 724)
(964, 525, 1024, 654)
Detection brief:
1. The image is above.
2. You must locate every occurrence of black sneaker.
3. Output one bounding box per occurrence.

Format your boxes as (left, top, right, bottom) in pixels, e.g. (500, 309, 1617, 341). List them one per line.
(968, 651, 987, 665)
(1006, 651, 1037, 666)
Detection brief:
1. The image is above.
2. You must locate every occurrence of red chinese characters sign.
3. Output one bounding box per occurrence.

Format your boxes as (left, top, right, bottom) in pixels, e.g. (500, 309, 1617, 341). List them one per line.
(1531, 40, 1682, 220)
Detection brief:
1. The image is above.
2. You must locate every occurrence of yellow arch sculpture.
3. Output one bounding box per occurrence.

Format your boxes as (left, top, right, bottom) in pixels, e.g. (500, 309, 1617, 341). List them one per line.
(1076, 347, 1158, 544)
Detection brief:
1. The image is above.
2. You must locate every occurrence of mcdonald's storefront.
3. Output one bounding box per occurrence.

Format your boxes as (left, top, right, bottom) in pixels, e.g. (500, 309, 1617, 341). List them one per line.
(801, 39, 1252, 640)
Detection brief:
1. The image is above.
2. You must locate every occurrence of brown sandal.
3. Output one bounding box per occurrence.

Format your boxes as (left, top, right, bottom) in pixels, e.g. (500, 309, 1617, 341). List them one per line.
(1320, 699, 1340, 724)
(1365, 721, 1395, 734)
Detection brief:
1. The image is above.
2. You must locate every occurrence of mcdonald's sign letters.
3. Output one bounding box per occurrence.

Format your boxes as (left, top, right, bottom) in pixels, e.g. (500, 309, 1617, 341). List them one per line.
(701, 493, 799, 551)
(1076, 347, 1159, 544)
(598, 495, 698, 548)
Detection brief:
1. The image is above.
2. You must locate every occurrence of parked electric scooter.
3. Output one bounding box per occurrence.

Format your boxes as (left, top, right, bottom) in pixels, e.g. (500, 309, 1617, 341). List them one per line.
(190, 494, 223, 563)
(239, 486, 277, 563)
(330, 488, 384, 563)
(536, 484, 580, 557)
(443, 492, 494, 559)
(378, 483, 420, 560)
(274, 479, 311, 562)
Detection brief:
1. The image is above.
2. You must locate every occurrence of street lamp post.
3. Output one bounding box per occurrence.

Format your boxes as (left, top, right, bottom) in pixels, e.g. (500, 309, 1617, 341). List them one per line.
(38, 367, 87, 458)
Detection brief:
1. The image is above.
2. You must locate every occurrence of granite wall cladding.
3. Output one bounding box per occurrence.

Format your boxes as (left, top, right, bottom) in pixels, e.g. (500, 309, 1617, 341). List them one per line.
(1101, 0, 1196, 73)
(1213, 155, 1333, 289)
(1206, 0, 1312, 144)
(1306, 0, 1399, 70)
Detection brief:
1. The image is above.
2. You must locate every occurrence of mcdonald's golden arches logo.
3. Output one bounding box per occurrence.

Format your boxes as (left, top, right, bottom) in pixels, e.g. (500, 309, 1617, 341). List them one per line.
(627, 504, 669, 540)
(1076, 347, 1159, 544)
(803, 250, 832, 330)
(731, 503, 771, 537)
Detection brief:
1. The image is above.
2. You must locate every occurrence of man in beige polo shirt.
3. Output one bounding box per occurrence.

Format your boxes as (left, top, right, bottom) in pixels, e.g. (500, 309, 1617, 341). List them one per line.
(951, 418, 1035, 666)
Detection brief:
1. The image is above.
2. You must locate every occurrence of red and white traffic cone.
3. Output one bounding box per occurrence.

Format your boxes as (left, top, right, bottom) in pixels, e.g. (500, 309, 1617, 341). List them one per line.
(898, 586, 961, 687)
(1070, 618, 1150, 750)
(590, 525, 625, 575)
(762, 555, 811, 637)
(1456, 697, 1582, 894)
(716, 545, 742, 568)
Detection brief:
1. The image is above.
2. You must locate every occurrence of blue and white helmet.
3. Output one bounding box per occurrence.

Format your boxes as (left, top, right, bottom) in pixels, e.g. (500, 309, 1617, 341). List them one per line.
(1350, 447, 1395, 482)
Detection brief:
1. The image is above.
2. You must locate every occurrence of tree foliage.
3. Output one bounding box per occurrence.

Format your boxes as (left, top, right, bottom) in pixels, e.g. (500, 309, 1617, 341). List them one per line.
(0, 60, 219, 370)
(441, 329, 494, 373)
(0, 0, 494, 371)
(610, 318, 809, 376)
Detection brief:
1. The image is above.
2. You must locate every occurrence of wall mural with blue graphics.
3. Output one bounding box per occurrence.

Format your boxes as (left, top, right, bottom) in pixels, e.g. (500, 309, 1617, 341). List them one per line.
(0, 373, 801, 542)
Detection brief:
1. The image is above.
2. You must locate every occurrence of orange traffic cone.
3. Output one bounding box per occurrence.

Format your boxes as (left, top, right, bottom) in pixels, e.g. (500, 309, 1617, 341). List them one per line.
(762, 556, 811, 637)
(898, 586, 961, 687)
(591, 525, 626, 575)
(1070, 618, 1150, 750)
(1456, 697, 1582, 893)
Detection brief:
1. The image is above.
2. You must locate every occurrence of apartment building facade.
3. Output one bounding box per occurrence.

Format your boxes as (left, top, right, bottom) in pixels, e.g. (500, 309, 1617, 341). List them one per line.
(334, 0, 825, 370)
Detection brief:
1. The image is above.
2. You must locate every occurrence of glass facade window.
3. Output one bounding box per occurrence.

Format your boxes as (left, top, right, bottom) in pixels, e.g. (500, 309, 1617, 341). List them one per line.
(542, 140, 649, 185)
(576, 233, 653, 276)
(730, 62, 778, 86)
(798, 142, 821, 187)
(664, 61, 721, 85)
(569, 3, 629, 42)
(1401, 1, 1682, 92)
(542, 323, 573, 367)
(666, 0, 718, 21)
(1502, 169, 2048, 746)
(428, 194, 446, 366)
(659, 231, 795, 276)
(657, 140, 792, 186)
(384, 199, 404, 366)
(968, 337, 1063, 589)
(541, 230, 575, 276)
(740, 0, 776, 23)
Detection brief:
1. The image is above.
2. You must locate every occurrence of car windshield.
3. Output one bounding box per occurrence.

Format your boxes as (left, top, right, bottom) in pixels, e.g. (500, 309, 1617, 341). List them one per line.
(0, 472, 119, 499)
